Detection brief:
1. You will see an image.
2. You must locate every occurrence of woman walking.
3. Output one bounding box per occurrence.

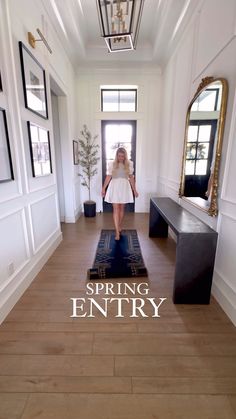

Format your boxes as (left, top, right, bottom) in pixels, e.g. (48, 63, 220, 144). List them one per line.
(102, 147, 138, 240)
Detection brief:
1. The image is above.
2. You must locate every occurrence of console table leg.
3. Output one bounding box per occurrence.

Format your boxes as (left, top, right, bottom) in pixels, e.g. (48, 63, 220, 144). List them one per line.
(149, 200, 168, 237)
(173, 234, 218, 304)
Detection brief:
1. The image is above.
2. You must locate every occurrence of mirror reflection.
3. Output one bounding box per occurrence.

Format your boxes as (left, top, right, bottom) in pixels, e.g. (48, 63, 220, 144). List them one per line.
(179, 77, 228, 216)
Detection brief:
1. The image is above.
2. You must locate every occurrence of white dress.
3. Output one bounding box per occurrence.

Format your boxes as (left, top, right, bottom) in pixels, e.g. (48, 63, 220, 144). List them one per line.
(104, 160, 134, 204)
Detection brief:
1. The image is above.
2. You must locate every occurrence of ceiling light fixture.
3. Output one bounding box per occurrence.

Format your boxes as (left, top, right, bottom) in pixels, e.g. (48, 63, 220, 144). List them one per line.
(96, 0, 145, 53)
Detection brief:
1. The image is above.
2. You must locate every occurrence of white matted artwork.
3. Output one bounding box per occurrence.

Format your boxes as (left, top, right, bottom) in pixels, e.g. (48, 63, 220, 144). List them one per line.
(19, 42, 48, 119)
(27, 121, 52, 177)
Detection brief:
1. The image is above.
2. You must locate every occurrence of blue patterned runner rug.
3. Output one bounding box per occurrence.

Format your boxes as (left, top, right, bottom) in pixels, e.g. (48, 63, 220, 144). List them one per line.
(87, 229, 148, 279)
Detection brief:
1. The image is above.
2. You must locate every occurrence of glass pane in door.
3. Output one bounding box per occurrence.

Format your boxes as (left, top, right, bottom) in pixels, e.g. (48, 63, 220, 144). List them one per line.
(105, 124, 132, 164)
(102, 121, 136, 212)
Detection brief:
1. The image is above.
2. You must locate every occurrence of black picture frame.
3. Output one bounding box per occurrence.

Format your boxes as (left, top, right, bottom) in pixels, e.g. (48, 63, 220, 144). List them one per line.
(73, 140, 79, 165)
(0, 72, 2, 92)
(27, 121, 52, 177)
(19, 42, 48, 119)
(0, 108, 14, 183)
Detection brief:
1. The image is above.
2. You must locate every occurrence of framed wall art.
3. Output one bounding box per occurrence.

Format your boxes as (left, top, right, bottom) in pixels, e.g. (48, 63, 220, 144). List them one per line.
(73, 140, 79, 165)
(27, 121, 52, 177)
(0, 108, 14, 183)
(0, 71, 2, 92)
(19, 42, 48, 119)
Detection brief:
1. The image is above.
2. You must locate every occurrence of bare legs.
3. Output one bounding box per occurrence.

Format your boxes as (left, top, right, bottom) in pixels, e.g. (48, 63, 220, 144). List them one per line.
(119, 205, 124, 232)
(112, 204, 120, 239)
(112, 203, 125, 240)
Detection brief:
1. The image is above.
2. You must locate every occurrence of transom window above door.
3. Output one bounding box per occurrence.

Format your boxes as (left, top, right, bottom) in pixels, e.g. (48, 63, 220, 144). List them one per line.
(101, 85, 137, 112)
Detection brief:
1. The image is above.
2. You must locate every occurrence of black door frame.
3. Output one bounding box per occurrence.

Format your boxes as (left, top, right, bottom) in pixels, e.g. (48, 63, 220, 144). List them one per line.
(101, 120, 137, 212)
(184, 119, 217, 199)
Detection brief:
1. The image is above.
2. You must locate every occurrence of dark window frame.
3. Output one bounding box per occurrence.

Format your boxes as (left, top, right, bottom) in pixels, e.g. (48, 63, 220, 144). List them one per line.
(186, 119, 217, 176)
(101, 89, 137, 112)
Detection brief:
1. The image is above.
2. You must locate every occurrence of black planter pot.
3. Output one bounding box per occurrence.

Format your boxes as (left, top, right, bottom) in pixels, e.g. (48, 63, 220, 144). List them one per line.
(84, 201, 96, 217)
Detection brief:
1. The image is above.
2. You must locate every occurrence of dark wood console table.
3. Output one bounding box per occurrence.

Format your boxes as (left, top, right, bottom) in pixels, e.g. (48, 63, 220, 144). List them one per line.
(149, 197, 218, 304)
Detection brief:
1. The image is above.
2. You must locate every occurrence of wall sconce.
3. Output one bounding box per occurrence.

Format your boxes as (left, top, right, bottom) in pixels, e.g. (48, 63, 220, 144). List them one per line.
(96, 0, 145, 52)
(28, 29, 52, 54)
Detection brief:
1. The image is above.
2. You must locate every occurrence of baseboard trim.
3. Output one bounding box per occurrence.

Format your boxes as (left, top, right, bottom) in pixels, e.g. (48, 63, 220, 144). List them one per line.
(65, 210, 82, 223)
(212, 270, 236, 326)
(0, 230, 63, 325)
(75, 209, 82, 222)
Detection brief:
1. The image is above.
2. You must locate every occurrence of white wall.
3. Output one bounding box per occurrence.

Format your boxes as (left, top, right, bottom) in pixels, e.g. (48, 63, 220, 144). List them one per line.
(0, 0, 79, 324)
(158, 0, 236, 324)
(77, 67, 162, 212)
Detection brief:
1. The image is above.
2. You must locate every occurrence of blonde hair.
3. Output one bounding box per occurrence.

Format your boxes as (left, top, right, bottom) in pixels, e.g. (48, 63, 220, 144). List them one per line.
(112, 147, 130, 176)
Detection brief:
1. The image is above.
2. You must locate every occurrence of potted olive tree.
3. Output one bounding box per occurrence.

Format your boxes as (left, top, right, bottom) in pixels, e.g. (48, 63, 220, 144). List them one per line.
(78, 125, 100, 217)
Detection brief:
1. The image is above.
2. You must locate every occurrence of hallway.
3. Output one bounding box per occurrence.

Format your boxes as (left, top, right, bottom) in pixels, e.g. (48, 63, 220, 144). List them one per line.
(0, 214, 236, 418)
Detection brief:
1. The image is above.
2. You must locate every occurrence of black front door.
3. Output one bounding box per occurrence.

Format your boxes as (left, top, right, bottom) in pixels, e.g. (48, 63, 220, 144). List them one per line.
(102, 120, 137, 212)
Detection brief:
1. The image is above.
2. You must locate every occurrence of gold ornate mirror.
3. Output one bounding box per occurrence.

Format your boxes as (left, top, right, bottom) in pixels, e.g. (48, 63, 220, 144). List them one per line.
(179, 77, 228, 216)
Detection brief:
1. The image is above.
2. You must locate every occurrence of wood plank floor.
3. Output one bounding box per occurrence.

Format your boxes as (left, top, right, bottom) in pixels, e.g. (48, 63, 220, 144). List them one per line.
(0, 213, 236, 419)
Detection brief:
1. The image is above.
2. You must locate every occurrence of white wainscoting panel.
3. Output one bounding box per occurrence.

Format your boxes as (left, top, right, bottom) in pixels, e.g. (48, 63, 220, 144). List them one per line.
(29, 193, 60, 254)
(212, 270, 236, 326)
(215, 213, 236, 302)
(0, 208, 30, 288)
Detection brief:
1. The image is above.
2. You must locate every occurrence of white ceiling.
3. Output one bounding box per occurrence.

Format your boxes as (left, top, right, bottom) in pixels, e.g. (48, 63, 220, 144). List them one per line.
(42, 0, 200, 69)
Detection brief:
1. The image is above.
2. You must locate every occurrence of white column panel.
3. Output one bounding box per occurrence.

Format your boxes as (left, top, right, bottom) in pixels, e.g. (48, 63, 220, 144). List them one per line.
(168, 24, 195, 190)
(222, 86, 236, 203)
(158, 57, 176, 181)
